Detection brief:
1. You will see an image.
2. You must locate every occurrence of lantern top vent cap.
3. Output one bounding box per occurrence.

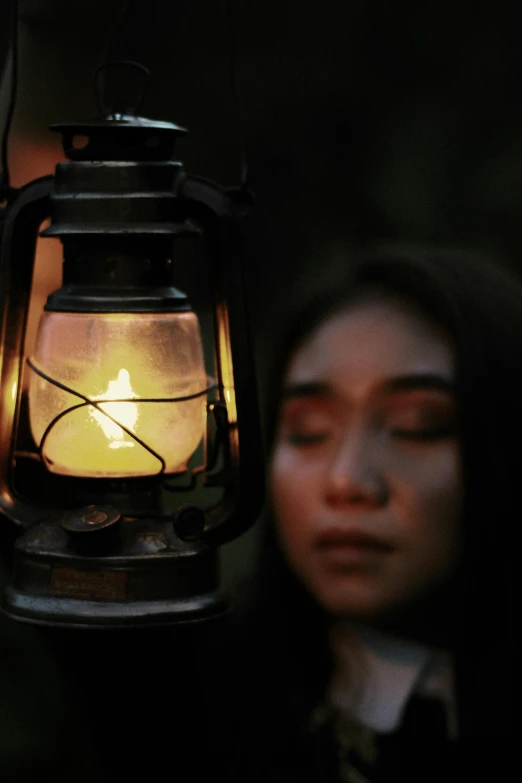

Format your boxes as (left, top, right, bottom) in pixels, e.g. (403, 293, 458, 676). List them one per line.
(50, 116, 187, 133)
(49, 61, 187, 162)
(49, 115, 188, 163)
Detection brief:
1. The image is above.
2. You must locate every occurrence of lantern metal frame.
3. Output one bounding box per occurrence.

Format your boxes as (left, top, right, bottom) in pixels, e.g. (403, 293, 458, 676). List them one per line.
(0, 73, 264, 628)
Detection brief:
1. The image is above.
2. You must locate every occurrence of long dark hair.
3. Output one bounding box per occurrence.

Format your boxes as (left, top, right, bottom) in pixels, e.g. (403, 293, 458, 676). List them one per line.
(244, 242, 519, 746)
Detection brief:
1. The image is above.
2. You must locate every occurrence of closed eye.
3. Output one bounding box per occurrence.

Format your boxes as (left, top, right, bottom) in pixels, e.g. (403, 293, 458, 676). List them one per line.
(278, 401, 336, 447)
(390, 425, 456, 441)
(384, 393, 457, 443)
(285, 430, 331, 446)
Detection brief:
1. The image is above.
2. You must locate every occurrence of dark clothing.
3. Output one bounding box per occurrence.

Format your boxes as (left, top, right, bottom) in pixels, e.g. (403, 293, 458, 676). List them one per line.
(205, 612, 514, 783)
(0, 547, 220, 782)
(218, 696, 512, 783)
(0, 574, 103, 782)
(0, 595, 513, 782)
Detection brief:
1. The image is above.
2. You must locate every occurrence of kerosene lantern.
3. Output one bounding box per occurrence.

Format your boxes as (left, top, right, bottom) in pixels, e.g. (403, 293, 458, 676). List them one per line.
(0, 63, 264, 627)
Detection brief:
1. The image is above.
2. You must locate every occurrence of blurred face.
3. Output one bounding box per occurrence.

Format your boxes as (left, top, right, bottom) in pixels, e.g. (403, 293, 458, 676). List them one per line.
(270, 294, 463, 622)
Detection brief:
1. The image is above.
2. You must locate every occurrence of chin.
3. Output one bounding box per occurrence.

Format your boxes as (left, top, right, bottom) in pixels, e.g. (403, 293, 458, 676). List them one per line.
(319, 587, 455, 645)
(313, 584, 397, 621)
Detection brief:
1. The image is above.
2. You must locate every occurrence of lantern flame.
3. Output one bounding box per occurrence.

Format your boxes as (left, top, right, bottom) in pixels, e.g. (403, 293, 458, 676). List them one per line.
(90, 368, 139, 449)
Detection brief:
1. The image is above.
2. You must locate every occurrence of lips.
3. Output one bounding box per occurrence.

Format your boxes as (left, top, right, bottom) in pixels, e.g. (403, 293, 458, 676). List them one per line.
(314, 528, 393, 566)
(316, 527, 392, 548)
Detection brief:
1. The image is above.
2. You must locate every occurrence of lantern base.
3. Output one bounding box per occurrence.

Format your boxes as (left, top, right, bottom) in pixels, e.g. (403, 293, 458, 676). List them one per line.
(2, 589, 228, 629)
(2, 510, 228, 628)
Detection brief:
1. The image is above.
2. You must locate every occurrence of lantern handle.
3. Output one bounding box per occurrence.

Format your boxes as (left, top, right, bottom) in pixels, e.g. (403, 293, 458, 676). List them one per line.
(0, 176, 55, 529)
(94, 60, 151, 118)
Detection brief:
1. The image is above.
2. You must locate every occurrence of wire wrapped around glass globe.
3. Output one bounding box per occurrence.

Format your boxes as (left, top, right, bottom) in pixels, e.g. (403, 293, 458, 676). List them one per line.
(28, 310, 208, 478)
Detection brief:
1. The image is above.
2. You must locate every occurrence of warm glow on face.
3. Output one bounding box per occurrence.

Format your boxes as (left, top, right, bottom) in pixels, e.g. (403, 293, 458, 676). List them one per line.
(90, 369, 139, 450)
(271, 296, 462, 620)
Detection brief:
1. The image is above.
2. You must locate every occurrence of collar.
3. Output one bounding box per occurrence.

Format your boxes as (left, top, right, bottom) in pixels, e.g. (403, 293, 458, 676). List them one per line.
(328, 621, 457, 736)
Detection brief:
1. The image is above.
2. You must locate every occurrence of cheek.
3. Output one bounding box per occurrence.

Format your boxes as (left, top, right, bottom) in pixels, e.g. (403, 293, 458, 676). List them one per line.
(394, 447, 464, 564)
(392, 443, 462, 506)
(420, 450, 462, 518)
(269, 447, 321, 553)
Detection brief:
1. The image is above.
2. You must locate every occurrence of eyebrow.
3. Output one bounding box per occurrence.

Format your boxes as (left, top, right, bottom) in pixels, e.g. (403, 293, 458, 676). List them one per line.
(280, 381, 331, 401)
(280, 374, 455, 401)
(381, 374, 455, 395)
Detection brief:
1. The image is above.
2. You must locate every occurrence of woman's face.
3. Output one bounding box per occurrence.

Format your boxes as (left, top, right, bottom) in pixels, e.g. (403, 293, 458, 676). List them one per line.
(270, 294, 463, 621)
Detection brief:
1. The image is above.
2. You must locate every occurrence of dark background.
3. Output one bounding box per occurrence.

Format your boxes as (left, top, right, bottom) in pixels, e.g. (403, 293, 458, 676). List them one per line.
(4, 1, 522, 300)
(1, 3, 522, 777)
(2, 0, 522, 600)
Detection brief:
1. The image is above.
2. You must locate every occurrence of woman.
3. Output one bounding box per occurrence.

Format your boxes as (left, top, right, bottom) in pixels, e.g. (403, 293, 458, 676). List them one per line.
(222, 243, 517, 782)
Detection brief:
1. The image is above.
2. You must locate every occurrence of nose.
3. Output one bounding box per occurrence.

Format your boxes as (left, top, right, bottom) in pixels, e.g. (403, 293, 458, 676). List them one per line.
(324, 427, 388, 508)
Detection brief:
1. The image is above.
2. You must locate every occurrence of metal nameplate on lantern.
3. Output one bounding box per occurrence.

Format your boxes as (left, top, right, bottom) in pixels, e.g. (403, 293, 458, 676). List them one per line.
(50, 567, 128, 601)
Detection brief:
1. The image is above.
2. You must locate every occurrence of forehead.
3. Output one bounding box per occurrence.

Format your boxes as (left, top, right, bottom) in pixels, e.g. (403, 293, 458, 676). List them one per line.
(285, 296, 454, 389)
